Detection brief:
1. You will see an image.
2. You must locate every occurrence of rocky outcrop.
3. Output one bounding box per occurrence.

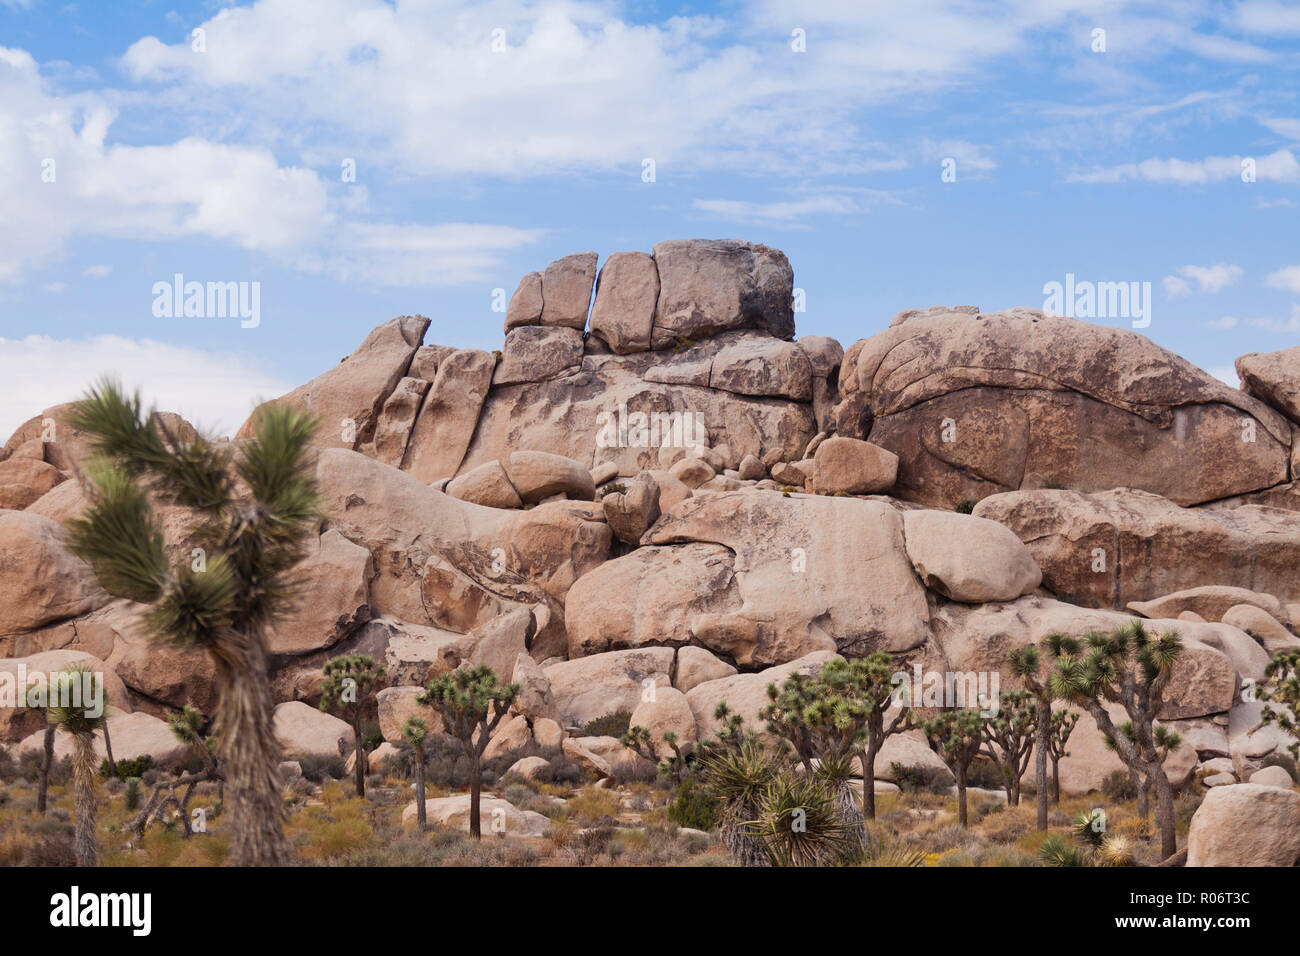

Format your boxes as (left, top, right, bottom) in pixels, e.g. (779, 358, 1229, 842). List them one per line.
(974, 488, 1300, 608)
(902, 509, 1041, 603)
(1187, 784, 1300, 866)
(836, 310, 1290, 507)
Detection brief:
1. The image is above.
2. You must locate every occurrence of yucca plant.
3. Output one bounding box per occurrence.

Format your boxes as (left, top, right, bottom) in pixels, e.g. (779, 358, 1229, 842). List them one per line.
(814, 748, 867, 852)
(743, 772, 857, 867)
(45, 666, 108, 866)
(402, 716, 429, 830)
(319, 653, 386, 797)
(64, 379, 322, 865)
(417, 665, 518, 839)
(1039, 833, 1091, 867)
(699, 741, 781, 866)
(1098, 832, 1137, 867)
(129, 704, 224, 842)
(1073, 808, 1107, 848)
(1049, 621, 1183, 860)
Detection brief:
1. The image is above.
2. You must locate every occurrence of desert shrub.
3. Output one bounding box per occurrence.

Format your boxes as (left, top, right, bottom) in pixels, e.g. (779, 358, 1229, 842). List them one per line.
(530, 753, 588, 787)
(1175, 791, 1204, 834)
(0, 747, 15, 783)
(966, 757, 1006, 791)
(298, 755, 347, 783)
(667, 778, 719, 831)
(1101, 769, 1138, 800)
(124, 777, 141, 812)
(600, 482, 627, 498)
(582, 711, 631, 738)
(891, 763, 951, 795)
(565, 787, 622, 826)
(104, 754, 152, 779)
(954, 500, 975, 514)
(21, 819, 77, 867)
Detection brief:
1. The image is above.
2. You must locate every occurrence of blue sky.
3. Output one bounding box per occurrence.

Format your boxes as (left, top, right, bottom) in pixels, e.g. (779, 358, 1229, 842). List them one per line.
(1, 0, 1299, 438)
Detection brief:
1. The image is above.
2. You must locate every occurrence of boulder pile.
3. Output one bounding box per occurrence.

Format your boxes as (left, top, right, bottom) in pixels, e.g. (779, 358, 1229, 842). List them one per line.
(2, 240, 1297, 860)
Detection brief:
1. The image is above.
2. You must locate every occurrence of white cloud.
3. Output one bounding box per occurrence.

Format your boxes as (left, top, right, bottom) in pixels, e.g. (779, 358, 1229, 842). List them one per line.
(1069, 148, 1300, 184)
(1235, 1, 1300, 35)
(1265, 265, 1300, 294)
(0, 46, 542, 285)
(82, 264, 112, 278)
(1256, 198, 1296, 208)
(1202, 316, 1240, 330)
(0, 334, 297, 441)
(1259, 117, 1300, 140)
(1249, 304, 1300, 333)
(691, 189, 892, 225)
(1162, 263, 1243, 298)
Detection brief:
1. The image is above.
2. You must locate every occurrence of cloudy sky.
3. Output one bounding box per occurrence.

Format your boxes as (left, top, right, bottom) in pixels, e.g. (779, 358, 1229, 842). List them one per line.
(1, 0, 1299, 438)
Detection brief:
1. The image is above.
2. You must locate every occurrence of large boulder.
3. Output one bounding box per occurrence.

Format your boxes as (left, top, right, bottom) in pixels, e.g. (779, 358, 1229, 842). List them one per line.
(709, 337, 812, 402)
(974, 488, 1300, 608)
(502, 451, 595, 503)
(540, 252, 598, 330)
(18, 711, 189, 769)
(629, 491, 930, 666)
(675, 645, 738, 693)
(795, 336, 844, 433)
(1236, 345, 1300, 424)
(0, 457, 65, 510)
(368, 376, 429, 467)
(0, 511, 103, 639)
(445, 461, 523, 510)
(401, 794, 550, 836)
(588, 251, 658, 354)
(238, 315, 429, 451)
(563, 735, 654, 781)
(543, 647, 675, 728)
(901, 509, 1041, 602)
(1126, 586, 1288, 627)
(494, 327, 584, 386)
(273, 701, 354, 760)
(401, 348, 496, 482)
(377, 685, 443, 742)
(1186, 784, 1300, 866)
(650, 240, 794, 347)
(838, 310, 1290, 507)
(809, 437, 898, 495)
(629, 686, 698, 758)
(682, 651, 841, 741)
(268, 530, 373, 655)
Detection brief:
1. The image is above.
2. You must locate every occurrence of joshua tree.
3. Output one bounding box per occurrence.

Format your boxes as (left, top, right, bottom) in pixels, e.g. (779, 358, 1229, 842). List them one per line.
(1104, 721, 1181, 824)
(35, 724, 55, 815)
(319, 653, 386, 797)
(979, 690, 1037, 806)
(65, 380, 322, 865)
(621, 725, 690, 786)
(402, 716, 429, 830)
(920, 708, 984, 826)
(760, 672, 829, 774)
(417, 665, 518, 839)
(1009, 643, 1056, 829)
(1049, 622, 1183, 860)
(130, 704, 223, 840)
(1047, 709, 1078, 804)
(46, 667, 107, 866)
(822, 654, 910, 820)
(1254, 649, 1300, 761)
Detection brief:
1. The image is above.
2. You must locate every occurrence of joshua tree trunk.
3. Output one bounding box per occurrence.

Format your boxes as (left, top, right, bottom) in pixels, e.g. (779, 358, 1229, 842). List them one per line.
(1135, 769, 1150, 821)
(469, 751, 482, 839)
(213, 638, 288, 866)
(36, 725, 55, 814)
(352, 723, 366, 798)
(1034, 706, 1049, 830)
(956, 765, 968, 827)
(859, 739, 881, 820)
(413, 746, 427, 830)
(102, 722, 117, 778)
(72, 732, 99, 866)
(1050, 755, 1061, 804)
(1152, 769, 1177, 860)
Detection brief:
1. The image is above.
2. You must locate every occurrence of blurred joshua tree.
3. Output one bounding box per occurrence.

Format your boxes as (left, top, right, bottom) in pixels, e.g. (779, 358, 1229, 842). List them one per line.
(46, 666, 107, 866)
(1050, 622, 1183, 860)
(417, 665, 518, 839)
(1253, 649, 1299, 762)
(129, 703, 223, 841)
(919, 708, 984, 826)
(319, 653, 386, 797)
(1104, 720, 1182, 825)
(35, 724, 55, 815)
(64, 379, 321, 865)
(402, 716, 429, 830)
(979, 690, 1036, 807)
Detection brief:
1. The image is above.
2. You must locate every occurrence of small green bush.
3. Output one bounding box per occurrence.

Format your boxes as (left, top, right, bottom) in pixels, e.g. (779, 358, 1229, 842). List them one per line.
(124, 777, 141, 812)
(1101, 769, 1137, 800)
(583, 711, 632, 738)
(954, 500, 976, 514)
(667, 778, 719, 831)
(104, 754, 153, 780)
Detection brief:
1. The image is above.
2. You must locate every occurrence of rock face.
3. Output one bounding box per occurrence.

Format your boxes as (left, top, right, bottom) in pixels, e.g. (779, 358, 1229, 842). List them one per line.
(902, 510, 1041, 603)
(650, 240, 794, 347)
(974, 488, 1300, 608)
(401, 348, 496, 482)
(1187, 784, 1300, 866)
(1236, 345, 1300, 424)
(543, 647, 675, 727)
(0, 512, 102, 639)
(273, 701, 354, 760)
(495, 327, 584, 386)
(589, 252, 658, 354)
(836, 310, 1289, 507)
(0, 458, 65, 510)
(809, 437, 898, 495)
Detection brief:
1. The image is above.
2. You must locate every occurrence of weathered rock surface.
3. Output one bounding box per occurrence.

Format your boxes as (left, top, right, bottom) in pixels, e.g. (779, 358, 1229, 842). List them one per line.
(0, 511, 103, 639)
(902, 509, 1041, 603)
(1187, 784, 1300, 866)
(650, 240, 794, 347)
(495, 326, 585, 386)
(839, 310, 1289, 507)
(1236, 345, 1300, 424)
(809, 436, 898, 495)
(683, 651, 840, 741)
(975, 488, 1300, 608)
(445, 461, 523, 509)
(401, 348, 496, 482)
(543, 647, 675, 728)
(401, 794, 550, 836)
(0, 457, 64, 510)
(273, 701, 354, 759)
(589, 252, 658, 353)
